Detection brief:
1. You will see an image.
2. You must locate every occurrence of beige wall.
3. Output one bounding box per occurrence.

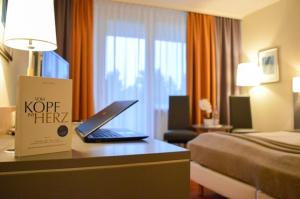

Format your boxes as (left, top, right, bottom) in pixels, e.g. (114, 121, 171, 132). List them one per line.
(0, 50, 27, 107)
(242, 0, 300, 131)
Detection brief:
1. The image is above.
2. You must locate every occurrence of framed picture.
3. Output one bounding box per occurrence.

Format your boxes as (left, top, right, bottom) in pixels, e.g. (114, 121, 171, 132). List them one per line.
(0, 0, 12, 62)
(258, 48, 279, 83)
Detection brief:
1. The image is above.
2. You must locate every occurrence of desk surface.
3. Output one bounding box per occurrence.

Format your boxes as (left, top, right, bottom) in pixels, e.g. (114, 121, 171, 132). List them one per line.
(0, 132, 190, 199)
(0, 132, 189, 173)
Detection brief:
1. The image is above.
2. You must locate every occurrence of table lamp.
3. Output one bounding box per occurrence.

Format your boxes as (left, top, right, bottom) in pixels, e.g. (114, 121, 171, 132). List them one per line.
(3, 0, 57, 76)
(293, 77, 300, 129)
(293, 77, 300, 93)
(236, 63, 261, 87)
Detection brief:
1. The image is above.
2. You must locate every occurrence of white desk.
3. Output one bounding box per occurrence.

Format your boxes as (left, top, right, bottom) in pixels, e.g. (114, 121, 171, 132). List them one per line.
(0, 133, 190, 199)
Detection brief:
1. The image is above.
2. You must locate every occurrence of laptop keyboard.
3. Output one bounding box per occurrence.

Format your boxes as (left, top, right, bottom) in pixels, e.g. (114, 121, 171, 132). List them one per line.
(92, 129, 122, 138)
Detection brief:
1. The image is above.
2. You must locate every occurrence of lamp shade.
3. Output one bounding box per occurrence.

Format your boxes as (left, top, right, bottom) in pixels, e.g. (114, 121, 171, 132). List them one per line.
(4, 0, 57, 51)
(293, 77, 300, 92)
(236, 63, 261, 86)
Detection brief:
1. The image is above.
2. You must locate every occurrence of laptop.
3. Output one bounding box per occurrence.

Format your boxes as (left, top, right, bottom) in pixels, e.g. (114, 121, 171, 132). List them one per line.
(75, 100, 148, 142)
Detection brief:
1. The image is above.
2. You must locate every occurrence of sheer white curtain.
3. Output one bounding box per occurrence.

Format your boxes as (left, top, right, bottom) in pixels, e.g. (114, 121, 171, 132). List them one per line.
(94, 0, 186, 139)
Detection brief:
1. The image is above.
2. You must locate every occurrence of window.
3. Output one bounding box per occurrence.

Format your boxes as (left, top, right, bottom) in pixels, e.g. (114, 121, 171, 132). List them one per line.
(94, 0, 186, 138)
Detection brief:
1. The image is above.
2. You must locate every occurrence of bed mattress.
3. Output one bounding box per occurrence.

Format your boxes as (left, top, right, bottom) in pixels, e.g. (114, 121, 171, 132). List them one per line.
(188, 132, 300, 199)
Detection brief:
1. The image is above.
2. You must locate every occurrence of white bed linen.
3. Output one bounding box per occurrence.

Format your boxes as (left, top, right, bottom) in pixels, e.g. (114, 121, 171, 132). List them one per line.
(249, 131, 300, 146)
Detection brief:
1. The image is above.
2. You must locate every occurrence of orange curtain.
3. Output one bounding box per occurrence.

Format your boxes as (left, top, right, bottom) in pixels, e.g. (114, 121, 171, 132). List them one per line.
(71, 0, 94, 121)
(187, 13, 217, 124)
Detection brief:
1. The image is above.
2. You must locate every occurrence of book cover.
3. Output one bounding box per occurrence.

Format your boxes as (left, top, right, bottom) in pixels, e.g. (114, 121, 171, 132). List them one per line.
(15, 76, 72, 157)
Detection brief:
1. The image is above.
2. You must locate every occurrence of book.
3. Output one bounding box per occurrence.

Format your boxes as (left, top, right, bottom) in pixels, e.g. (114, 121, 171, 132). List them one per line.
(15, 76, 72, 157)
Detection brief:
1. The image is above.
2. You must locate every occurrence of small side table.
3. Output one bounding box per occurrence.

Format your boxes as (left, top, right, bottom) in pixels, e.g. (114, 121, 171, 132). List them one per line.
(192, 124, 233, 134)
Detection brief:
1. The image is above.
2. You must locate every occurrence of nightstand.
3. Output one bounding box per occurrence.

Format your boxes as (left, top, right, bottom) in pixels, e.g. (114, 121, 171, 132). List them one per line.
(192, 124, 233, 133)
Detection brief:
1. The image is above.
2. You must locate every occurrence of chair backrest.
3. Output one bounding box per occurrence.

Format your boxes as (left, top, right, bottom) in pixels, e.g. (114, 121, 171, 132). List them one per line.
(168, 96, 191, 130)
(229, 96, 253, 129)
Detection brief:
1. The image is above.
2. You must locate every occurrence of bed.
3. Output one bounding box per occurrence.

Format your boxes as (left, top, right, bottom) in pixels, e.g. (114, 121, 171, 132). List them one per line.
(188, 131, 300, 199)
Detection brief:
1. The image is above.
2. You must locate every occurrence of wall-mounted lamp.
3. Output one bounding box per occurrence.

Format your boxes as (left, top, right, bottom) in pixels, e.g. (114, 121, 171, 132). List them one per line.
(3, 0, 57, 76)
(236, 63, 261, 87)
(293, 77, 300, 93)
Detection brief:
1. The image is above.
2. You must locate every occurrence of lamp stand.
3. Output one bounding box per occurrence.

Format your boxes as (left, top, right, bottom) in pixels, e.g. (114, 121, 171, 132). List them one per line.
(27, 51, 42, 76)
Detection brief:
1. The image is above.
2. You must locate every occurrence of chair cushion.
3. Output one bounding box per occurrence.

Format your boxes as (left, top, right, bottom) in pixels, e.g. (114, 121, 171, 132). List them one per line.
(164, 130, 198, 143)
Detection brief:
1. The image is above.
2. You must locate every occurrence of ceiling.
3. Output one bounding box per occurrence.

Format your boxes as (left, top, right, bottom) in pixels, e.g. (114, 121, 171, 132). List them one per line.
(113, 0, 279, 19)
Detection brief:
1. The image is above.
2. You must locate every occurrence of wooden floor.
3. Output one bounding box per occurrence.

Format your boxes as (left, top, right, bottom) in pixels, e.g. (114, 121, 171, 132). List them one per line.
(190, 181, 226, 199)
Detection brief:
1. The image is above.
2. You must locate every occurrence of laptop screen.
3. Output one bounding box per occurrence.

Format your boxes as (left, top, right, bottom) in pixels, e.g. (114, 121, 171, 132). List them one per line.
(76, 100, 138, 137)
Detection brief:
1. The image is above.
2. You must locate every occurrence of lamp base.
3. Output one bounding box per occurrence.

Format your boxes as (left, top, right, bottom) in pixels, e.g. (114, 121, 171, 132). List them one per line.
(27, 51, 42, 76)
